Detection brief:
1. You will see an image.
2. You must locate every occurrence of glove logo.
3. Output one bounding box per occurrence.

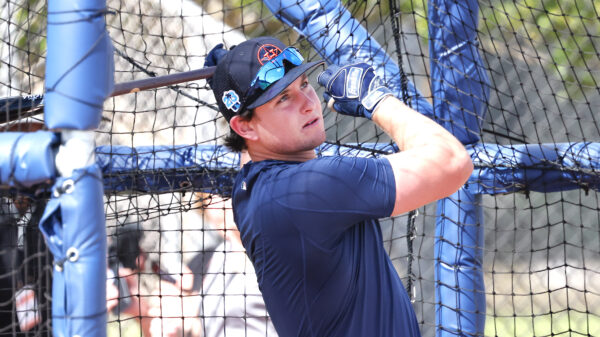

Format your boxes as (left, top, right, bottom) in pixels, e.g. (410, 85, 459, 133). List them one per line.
(257, 44, 282, 65)
(347, 67, 363, 98)
(222, 90, 241, 112)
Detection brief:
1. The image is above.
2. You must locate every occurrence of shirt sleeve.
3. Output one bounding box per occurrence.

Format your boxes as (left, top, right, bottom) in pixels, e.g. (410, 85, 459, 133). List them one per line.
(269, 156, 396, 244)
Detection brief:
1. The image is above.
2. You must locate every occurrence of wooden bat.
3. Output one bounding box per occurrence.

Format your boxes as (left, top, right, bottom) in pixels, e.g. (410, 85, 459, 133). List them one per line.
(0, 66, 216, 124)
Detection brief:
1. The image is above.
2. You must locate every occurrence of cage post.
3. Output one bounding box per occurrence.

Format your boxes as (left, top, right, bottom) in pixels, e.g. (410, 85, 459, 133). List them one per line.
(435, 190, 485, 336)
(428, 0, 489, 335)
(39, 0, 114, 336)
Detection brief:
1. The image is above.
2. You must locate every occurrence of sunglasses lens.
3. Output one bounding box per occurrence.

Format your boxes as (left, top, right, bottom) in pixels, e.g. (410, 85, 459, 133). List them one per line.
(284, 48, 303, 65)
(255, 64, 285, 90)
(251, 47, 304, 90)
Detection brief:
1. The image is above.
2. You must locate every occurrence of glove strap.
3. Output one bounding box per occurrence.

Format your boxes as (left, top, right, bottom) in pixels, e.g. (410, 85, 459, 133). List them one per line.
(362, 86, 393, 115)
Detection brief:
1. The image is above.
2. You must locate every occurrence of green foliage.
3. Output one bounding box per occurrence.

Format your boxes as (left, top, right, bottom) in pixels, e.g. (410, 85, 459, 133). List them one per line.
(344, 0, 429, 42)
(14, 0, 47, 72)
(481, 0, 599, 98)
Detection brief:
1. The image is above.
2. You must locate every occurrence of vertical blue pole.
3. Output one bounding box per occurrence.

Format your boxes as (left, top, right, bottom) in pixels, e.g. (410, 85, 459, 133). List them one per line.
(428, 0, 488, 146)
(435, 190, 485, 336)
(41, 0, 113, 336)
(45, 1, 114, 130)
(429, 0, 489, 335)
(40, 167, 108, 337)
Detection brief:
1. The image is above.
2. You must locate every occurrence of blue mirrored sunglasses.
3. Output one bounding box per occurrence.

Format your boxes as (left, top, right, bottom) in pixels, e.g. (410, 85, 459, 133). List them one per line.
(249, 47, 304, 92)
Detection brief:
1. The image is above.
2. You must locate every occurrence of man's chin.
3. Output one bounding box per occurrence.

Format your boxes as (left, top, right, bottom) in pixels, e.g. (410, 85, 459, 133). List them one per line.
(304, 134, 326, 152)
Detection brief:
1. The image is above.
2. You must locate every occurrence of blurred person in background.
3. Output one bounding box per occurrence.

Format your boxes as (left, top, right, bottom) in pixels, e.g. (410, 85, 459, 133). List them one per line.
(106, 222, 202, 337)
(0, 195, 49, 336)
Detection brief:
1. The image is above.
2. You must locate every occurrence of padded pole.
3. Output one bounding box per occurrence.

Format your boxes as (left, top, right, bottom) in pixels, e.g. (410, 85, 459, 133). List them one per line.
(94, 142, 600, 194)
(42, 0, 113, 336)
(435, 189, 485, 336)
(39, 166, 107, 337)
(0, 132, 57, 187)
(428, 0, 489, 145)
(45, 0, 114, 130)
(429, 0, 489, 335)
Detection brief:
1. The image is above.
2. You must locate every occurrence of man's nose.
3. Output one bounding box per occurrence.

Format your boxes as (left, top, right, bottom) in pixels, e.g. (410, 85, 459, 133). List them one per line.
(299, 90, 315, 114)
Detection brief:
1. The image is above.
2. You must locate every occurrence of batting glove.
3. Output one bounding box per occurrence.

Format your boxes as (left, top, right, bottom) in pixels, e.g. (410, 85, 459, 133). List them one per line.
(204, 43, 229, 88)
(318, 63, 393, 119)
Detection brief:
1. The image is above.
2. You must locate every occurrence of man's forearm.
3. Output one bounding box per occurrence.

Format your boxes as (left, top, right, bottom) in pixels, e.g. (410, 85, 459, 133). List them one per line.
(371, 96, 462, 153)
(371, 96, 473, 215)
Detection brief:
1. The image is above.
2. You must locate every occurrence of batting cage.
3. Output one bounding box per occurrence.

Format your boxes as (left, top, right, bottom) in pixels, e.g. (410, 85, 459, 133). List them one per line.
(0, 0, 599, 336)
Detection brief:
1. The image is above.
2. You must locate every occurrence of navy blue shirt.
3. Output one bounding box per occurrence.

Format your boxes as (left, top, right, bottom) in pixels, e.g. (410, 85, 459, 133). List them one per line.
(232, 156, 421, 337)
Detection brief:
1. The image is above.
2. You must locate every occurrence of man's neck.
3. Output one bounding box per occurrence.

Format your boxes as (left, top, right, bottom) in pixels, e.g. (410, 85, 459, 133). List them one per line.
(247, 148, 317, 163)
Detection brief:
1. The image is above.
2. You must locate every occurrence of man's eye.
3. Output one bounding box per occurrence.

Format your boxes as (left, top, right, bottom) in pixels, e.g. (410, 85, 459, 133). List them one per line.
(278, 94, 288, 103)
(301, 80, 309, 88)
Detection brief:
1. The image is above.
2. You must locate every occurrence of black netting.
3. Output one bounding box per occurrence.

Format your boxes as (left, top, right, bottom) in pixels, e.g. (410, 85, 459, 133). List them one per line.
(1, 0, 599, 336)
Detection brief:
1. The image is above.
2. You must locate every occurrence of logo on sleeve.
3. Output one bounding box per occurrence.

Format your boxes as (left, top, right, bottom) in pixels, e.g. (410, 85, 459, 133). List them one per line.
(257, 44, 282, 65)
(222, 90, 241, 112)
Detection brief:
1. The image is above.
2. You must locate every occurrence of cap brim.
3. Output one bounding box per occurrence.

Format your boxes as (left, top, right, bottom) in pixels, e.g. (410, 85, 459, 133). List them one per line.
(247, 60, 325, 109)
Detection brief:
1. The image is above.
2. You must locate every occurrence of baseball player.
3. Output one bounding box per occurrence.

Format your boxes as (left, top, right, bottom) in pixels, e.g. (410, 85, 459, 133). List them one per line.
(206, 36, 473, 336)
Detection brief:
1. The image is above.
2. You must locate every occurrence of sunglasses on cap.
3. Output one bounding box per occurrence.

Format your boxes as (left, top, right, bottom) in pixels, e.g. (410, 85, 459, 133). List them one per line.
(244, 47, 304, 104)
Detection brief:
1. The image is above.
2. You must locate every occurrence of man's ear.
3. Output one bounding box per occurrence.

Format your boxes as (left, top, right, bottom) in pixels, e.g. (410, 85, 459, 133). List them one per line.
(229, 115, 258, 141)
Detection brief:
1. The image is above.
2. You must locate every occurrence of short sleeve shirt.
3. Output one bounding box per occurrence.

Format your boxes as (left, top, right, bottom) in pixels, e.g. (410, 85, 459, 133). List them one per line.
(232, 156, 421, 337)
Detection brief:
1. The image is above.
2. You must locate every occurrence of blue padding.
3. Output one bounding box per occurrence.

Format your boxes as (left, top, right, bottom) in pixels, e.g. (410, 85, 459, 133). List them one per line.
(39, 165, 107, 337)
(45, 0, 114, 130)
(468, 142, 600, 194)
(95, 145, 240, 195)
(0, 132, 58, 187)
(93, 142, 600, 195)
(429, 0, 489, 145)
(435, 189, 485, 336)
(262, 0, 435, 119)
(0, 135, 592, 195)
(428, 0, 489, 335)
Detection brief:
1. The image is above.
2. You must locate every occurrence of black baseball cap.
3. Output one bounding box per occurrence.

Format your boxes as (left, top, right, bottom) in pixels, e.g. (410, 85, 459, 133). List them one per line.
(212, 37, 324, 121)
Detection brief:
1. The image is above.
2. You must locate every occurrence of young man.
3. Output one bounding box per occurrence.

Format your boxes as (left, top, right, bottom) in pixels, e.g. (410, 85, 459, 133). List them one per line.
(207, 37, 473, 336)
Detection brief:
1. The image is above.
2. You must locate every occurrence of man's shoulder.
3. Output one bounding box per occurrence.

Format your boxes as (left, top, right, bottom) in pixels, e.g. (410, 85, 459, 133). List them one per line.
(237, 159, 296, 182)
(243, 159, 298, 172)
(232, 159, 294, 199)
(233, 155, 389, 199)
(235, 156, 383, 188)
(232, 157, 326, 206)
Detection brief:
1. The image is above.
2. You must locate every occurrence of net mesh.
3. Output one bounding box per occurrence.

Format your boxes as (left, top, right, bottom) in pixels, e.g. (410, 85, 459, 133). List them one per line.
(1, 0, 599, 336)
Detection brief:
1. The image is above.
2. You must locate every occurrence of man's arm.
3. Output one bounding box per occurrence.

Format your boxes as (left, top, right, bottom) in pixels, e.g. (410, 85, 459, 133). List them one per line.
(371, 96, 473, 216)
(318, 63, 473, 216)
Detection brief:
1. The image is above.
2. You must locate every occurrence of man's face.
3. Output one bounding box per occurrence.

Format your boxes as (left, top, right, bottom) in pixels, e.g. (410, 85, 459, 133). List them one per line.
(248, 73, 325, 158)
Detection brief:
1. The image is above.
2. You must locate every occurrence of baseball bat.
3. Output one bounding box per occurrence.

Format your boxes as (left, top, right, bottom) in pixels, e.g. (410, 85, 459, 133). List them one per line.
(0, 66, 216, 124)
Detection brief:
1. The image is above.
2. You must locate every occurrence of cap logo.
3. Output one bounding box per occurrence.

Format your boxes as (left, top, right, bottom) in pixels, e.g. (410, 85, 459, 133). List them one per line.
(222, 90, 241, 112)
(257, 44, 282, 65)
